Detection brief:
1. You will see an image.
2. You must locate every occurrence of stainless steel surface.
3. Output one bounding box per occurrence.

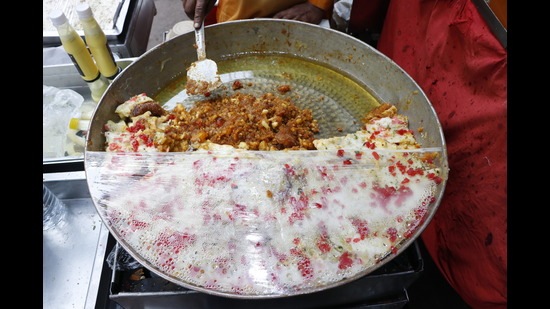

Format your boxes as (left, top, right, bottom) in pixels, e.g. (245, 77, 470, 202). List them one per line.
(112, 286, 411, 309)
(43, 171, 110, 309)
(85, 19, 448, 298)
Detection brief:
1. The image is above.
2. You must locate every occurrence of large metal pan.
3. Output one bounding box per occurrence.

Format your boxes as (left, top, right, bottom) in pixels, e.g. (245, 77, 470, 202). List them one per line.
(85, 19, 448, 298)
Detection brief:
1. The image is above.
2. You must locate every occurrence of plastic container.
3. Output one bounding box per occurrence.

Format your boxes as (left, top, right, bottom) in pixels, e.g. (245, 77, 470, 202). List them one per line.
(49, 9, 108, 102)
(43, 183, 66, 230)
(76, 2, 121, 81)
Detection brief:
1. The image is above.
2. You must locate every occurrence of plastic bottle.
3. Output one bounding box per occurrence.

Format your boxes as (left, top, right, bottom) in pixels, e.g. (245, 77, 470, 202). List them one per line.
(49, 9, 108, 102)
(43, 183, 66, 230)
(76, 2, 121, 81)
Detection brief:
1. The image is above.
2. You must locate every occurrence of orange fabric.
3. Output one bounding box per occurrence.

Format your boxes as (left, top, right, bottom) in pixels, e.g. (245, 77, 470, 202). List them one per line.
(216, 0, 332, 22)
(308, 0, 333, 12)
(377, 1, 507, 308)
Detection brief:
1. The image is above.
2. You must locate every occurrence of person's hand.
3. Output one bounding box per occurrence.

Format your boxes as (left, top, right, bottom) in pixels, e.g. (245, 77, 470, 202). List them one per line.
(272, 2, 325, 25)
(182, 0, 217, 29)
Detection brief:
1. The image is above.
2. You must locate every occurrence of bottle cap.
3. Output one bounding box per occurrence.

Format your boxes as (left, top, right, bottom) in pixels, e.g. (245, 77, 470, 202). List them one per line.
(49, 9, 68, 27)
(75, 3, 93, 19)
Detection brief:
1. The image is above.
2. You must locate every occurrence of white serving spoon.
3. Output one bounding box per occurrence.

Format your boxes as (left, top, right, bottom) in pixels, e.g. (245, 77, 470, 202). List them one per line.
(185, 22, 222, 95)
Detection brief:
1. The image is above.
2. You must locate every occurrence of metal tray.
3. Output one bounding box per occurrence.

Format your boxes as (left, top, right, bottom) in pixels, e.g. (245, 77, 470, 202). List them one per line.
(43, 171, 110, 309)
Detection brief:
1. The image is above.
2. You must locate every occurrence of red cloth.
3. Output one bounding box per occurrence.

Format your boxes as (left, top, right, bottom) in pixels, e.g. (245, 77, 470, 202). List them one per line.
(377, 1, 507, 308)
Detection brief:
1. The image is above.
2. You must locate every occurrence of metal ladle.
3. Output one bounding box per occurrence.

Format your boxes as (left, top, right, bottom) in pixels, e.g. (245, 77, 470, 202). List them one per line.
(185, 22, 222, 95)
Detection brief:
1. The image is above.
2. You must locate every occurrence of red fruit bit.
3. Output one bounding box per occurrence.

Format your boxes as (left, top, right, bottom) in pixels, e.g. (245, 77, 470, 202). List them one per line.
(395, 185, 413, 206)
(139, 134, 153, 147)
(372, 151, 380, 160)
(192, 160, 203, 169)
(129, 219, 148, 230)
(363, 141, 375, 149)
(233, 204, 247, 217)
(127, 120, 145, 133)
(108, 143, 121, 152)
(396, 129, 409, 135)
(284, 164, 296, 176)
(156, 231, 197, 254)
(396, 161, 407, 174)
(351, 218, 369, 240)
(337, 149, 345, 157)
(131, 139, 139, 152)
(343, 159, 353, 165)
(427, 173, 443, 184)
(317, 166, 330, 180)
(355, 151, 363, 159)
(386, 227, 398, 242)
(338, 251, 354, 270)
(406, 168, 424, 177)
(316, 235, 332, 253)
(297, 256, 313, 278)
(414, 206, 427, 220)
(289, 212, 304, 224)
(373, 185, 396, 199)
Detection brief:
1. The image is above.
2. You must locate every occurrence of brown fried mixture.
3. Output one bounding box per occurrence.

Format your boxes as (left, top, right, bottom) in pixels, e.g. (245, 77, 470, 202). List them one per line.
(361, 103, 397, 123)
(158, 92, 319, 151)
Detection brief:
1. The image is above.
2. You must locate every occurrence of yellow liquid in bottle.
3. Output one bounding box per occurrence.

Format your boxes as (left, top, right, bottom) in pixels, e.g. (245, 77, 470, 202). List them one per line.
(57, 23, 99, 82)
(79, 13, 119, 80)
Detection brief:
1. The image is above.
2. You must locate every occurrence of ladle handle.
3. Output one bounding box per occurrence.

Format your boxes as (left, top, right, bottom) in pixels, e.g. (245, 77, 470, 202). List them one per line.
(195, 23, 206, 60)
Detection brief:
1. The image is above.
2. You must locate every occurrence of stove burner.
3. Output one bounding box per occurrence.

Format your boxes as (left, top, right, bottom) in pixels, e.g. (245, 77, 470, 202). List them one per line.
(107, 241, 423, 309)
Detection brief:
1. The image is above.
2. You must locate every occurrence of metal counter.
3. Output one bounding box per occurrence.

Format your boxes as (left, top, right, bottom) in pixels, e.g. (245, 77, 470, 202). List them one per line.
(43, 171, 110, 309)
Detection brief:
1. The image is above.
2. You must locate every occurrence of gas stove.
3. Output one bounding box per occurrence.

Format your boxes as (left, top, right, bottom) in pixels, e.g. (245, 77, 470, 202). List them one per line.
(97, 238, 423, 309)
